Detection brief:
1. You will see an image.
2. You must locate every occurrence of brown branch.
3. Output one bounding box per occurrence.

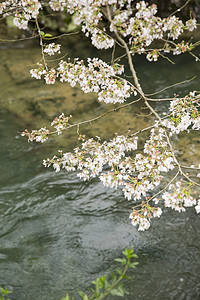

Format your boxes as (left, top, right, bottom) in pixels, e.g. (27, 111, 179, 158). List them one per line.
(106, 4, 165, 123)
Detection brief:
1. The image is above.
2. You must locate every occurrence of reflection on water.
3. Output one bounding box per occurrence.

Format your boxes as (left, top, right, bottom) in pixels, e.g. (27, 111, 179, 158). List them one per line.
(0, 40, 200, 300)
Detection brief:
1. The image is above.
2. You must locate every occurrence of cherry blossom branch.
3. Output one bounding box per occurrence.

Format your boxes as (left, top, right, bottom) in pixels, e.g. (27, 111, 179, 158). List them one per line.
(21, 97, 142, 139)
(106, 3, 200, 214)
(106, 4, 164, 122)
(111, 41, 116, 65)
(4, 0, 198, 230)
(106, 5, 143, 94)
(164, 131, 200, 188)
(147, 171, 180, 203)
(181, 172, 200, 188)
(131, 170, 180, 211)
(52, 97, 141, 133)
(35, 17, 48, 71)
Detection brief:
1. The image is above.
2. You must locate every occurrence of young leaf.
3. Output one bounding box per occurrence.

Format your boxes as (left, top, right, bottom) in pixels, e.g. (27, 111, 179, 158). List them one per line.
(114, 258, 124, 263)
(116, 267, 123, 275)
(77, 290, 89, 300)
(129, 262, 139, 268)
(110, 286, 125, 297)
(39, 31, 45, 36)
(60, 293, 71, 300)
(44, 33, 53, 38)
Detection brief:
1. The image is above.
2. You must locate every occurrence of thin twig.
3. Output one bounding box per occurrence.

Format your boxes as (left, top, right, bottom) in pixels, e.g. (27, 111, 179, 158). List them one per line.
(169, 0, 192, 17)
(35, 17, 48, 70)
(145, 77, 196, 97)
(129, 115, 168, 137)
(180, 165, 200, 170)
(164, 131, 200, 188)
(42, 98, 142, 136)
(147, 171, 180, 202)
(0, 34, 39, 42)
(146, 97, 174, 102)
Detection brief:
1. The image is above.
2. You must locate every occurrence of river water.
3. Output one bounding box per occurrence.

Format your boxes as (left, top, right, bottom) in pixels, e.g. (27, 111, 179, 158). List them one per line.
(0, 35, 200, 300)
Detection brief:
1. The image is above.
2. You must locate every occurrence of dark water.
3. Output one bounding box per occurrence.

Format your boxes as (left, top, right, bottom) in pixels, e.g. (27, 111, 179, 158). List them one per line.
(0, 39, 200, 300)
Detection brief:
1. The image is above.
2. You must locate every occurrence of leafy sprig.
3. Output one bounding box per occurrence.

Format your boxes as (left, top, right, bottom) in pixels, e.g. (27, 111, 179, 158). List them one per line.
(61, 248, 138, 300)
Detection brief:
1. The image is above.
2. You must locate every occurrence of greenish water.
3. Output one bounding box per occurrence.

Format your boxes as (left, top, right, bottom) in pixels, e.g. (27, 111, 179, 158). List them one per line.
(0, 38, 200, 300)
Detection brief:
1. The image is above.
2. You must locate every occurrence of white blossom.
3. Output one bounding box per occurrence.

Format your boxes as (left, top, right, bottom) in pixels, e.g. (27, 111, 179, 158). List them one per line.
(44, 43, 61, 56)
(195, 200, 200, 213)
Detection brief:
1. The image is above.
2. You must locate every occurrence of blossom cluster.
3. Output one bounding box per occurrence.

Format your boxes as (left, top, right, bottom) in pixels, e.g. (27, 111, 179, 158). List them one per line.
(44, 68, 57, 85)
(30, 63, 57, 85)
(30, 57, 136, 103)
(21, 128, 50, 143)
(43, 134, 138, 176)
(59, 0, 127, 49)
(0, 1, 197, 56)
(30, 63, 46, 80)
(146, 50, 160, 62)
(41, 126, 177, 230)
(172, 41, 192, 55)
(58, 58, 136, 103)
(49, 0, 128, 49)
(118, 127, 175, 202)
(21, 106, 200, 230)
(21, 113, 72, 141)
(0, 0, 41, 30)
(110, 1, 197, 57)
(43, 43, 61, 56)
(162, 181, 199, 213)
(51, 113, 72, 135)
(129, 203, 162, 231)
(162, 92, 200, 134)
(49, 0, 67, 12)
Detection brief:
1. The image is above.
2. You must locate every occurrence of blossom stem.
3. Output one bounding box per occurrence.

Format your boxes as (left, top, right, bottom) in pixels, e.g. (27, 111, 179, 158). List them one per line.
(35, 17, 48, 71)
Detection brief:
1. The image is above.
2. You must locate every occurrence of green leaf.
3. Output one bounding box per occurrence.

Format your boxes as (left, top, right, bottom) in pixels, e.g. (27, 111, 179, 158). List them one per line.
(103, 279, 110, 290)
(115, 257, 127, 265)
(43, 33, 53, 38)
(121, 275, 130, 279)
(116, 267, 123, 275)
(60, 293, 71, 300)
(111, 270, 117, 282)
(110, 286, 125, 297)
(77, 290, 89, 300)
(39, 31, 45, 36)
(122, 248, 134, 259)
(114, 258, 124, 263)
(0, 288, 11, 296)
(129, 262, 138, 269)
(100, 275, 107, 284)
